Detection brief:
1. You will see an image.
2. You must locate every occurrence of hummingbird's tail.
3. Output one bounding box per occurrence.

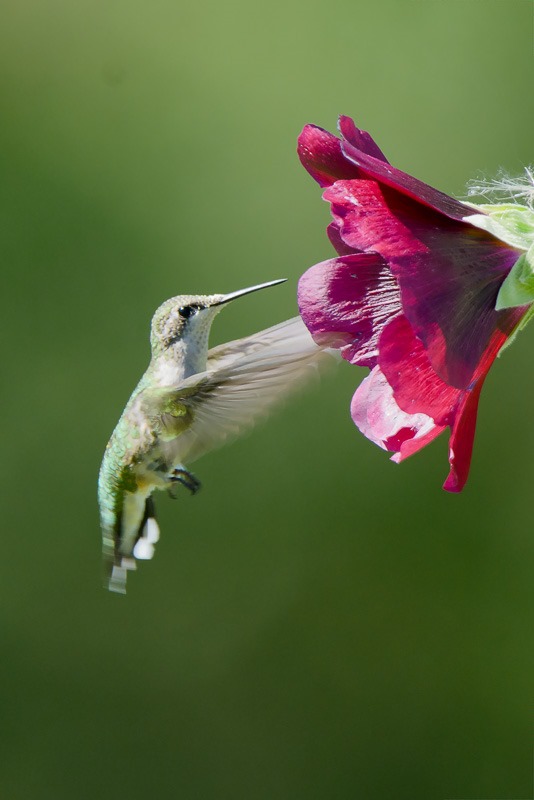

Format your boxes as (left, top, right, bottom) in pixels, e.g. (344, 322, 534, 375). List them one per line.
(131, 496, 161, 561)
(106, 493, 161, 594)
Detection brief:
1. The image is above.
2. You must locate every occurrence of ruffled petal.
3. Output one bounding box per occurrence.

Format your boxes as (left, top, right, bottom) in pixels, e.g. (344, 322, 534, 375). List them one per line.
(443, 328, 508, 492)
(324, 179, 525, 388)
(443, 378, 483, 492)
(378, 315, 460, 424)
(324, 178, 427, 260)
(338, 116, 389, 163)
(350, 365, 445, 457)
(390, 227, 525, 389)
(377, 316, 508, 492)
(339, 120, 475, 222)
(297, 124, 360, 187)
(297, 254, 402, 368)
(326, 222, 357, 256)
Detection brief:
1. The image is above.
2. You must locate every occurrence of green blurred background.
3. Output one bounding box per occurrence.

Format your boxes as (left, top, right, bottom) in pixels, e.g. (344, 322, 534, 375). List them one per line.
(1, 1, 533, 797)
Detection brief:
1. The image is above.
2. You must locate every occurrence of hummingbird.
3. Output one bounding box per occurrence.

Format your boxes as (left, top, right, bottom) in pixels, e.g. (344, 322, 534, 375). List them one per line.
(98, 279, 335, 593)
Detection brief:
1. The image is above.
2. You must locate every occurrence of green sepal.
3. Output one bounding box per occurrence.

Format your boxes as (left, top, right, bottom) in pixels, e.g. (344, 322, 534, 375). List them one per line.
(496, 243, 534, 310)
(464, 202, 534, 251)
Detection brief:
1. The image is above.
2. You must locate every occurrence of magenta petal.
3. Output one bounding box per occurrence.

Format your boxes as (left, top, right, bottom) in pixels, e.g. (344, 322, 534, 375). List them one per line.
(378, 315, 461, 424)
(390, 230, 524, 388)
(298, 124, 360, 187)
(442, 380, 483, 492)
(338, 116, 389, 164)
(340, 135, 474, 223)
(324, 179, 427, 260)
(323, 179, 524, 388)
(377, 315, 507, 492)
(442, 329, 506, 492)
(297, 254, 402, 368)
(351, 365, 445, 456)
(326, 222, 357, 256)
(299, 113, 478, 221)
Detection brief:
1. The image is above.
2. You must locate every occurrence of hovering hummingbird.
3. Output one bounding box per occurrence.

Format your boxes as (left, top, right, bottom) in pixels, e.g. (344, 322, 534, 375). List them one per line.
(98, 279, 334, 593)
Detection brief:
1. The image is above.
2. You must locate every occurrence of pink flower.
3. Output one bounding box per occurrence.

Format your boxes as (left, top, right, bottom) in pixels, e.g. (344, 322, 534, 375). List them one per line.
(297, 116, 531, 491)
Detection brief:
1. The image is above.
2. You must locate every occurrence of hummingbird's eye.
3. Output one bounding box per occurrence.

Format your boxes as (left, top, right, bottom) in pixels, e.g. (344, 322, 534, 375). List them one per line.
(178, 305, 199, 319)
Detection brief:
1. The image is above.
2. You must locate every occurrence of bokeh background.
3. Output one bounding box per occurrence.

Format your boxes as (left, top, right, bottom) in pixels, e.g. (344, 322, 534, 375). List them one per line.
(1, 1, 533, 798)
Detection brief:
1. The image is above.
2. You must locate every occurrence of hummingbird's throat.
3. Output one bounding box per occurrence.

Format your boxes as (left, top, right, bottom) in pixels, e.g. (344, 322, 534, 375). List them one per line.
(180, 306, 222, 377)
(163, 319, 214, 379)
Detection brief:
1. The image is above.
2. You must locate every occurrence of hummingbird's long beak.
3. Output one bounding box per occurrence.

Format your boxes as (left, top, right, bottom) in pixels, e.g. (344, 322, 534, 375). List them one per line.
(212, 278, 287, 307)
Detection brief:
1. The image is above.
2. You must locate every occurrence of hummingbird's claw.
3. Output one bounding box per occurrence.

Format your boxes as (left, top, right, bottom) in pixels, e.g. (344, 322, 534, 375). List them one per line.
(168, 467, 201, 496)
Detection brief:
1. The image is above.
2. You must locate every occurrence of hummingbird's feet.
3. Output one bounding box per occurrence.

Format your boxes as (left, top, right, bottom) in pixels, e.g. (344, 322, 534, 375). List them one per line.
(168, 467, 201, 497)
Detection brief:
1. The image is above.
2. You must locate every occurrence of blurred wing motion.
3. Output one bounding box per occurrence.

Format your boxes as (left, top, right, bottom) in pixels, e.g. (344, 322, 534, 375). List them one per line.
(158, 316, 337, 465)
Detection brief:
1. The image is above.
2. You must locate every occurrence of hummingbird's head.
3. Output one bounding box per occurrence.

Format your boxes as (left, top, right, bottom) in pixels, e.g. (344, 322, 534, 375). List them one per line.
(149, 279, 287, 358)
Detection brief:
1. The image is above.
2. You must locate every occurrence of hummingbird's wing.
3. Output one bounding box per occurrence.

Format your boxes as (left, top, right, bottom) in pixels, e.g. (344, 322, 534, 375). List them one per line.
(206, 317, 309, 370)
(155, 316, 337, 465)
